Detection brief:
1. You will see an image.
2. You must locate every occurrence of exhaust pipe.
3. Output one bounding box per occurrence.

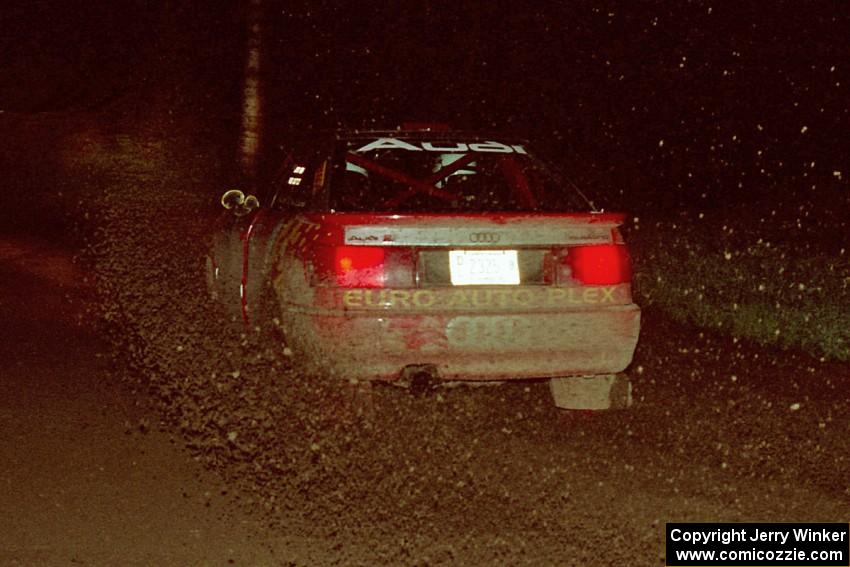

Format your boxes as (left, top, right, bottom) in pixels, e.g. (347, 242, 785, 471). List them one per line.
(400, 364, 439, 397)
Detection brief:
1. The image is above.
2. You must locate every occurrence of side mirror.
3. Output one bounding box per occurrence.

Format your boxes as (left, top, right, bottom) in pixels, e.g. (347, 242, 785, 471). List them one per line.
(220, 189, 260, 216)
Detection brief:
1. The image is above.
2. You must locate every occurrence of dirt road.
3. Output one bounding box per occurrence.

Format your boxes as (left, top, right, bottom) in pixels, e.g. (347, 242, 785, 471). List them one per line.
(0, 256, 293, 565)
(2, 238, 848, 566)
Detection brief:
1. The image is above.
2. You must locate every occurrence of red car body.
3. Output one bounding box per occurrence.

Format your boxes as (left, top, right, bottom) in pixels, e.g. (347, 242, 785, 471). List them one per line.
(209, 129, 640, 409)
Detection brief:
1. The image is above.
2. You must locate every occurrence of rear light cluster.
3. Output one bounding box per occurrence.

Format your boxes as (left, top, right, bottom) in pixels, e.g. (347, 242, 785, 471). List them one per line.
(312, 245, 414, 288)
(312, 244, 631, 288)
(558, 244, 632, 285)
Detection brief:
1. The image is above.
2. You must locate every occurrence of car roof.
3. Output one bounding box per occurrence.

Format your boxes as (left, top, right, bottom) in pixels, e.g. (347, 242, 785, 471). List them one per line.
(333, 129, 530, 144)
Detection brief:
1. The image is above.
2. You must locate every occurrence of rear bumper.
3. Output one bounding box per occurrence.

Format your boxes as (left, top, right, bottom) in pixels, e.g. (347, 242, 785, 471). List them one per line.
(281, 299, 641, 382)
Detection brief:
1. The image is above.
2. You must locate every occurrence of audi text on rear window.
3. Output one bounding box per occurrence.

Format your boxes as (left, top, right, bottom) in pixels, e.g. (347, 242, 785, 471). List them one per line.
(328, 137, 589, 213)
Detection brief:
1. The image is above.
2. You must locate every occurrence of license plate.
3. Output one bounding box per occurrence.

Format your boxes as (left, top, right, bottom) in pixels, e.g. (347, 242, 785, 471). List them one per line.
(449, 250, 520, 285)
(447, 316, 534, 349)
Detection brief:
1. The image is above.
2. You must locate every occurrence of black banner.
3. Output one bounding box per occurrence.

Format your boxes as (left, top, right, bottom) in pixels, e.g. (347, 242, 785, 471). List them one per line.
(666, 523, 849, 566)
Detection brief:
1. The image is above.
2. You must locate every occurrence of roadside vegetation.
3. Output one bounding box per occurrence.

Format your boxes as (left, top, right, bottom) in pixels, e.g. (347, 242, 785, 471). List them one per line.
(630, 212, 850, 362)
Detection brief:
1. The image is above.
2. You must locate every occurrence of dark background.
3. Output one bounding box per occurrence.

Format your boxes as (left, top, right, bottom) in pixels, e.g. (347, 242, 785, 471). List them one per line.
(2, 5, 849, 564)
(2, 1, 847, 216)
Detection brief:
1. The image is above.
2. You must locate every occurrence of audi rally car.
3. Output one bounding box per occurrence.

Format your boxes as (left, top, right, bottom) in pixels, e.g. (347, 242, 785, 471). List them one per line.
(208, 129, 640, 410)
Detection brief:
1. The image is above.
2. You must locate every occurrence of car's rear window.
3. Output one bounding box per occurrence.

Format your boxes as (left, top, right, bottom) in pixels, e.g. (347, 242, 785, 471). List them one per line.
(327, 136, 590, 213)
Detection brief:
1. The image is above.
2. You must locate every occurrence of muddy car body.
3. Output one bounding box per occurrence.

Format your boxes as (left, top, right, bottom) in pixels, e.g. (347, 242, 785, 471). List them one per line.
(208, 129, 640, 409)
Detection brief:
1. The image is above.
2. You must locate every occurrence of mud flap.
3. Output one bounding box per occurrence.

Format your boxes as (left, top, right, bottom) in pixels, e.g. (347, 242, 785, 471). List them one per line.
(549, 373, 632, 410)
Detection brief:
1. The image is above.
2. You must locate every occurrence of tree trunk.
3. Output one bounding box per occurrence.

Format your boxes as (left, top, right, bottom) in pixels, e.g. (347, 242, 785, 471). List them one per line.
(239, 0, 264, 187)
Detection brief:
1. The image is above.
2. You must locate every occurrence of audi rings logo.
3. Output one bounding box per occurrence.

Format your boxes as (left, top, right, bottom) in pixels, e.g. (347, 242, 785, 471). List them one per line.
(469, 232, 501, 243)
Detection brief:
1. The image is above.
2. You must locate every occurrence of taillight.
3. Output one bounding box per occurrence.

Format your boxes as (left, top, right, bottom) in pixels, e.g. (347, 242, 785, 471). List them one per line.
(562, 244, 632, 285)
(313, 245, 414, 288)
(335, 246, 385, 287)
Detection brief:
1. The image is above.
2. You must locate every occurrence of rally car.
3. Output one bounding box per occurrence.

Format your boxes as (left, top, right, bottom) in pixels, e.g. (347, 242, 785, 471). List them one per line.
(207, 127, 640, 410)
